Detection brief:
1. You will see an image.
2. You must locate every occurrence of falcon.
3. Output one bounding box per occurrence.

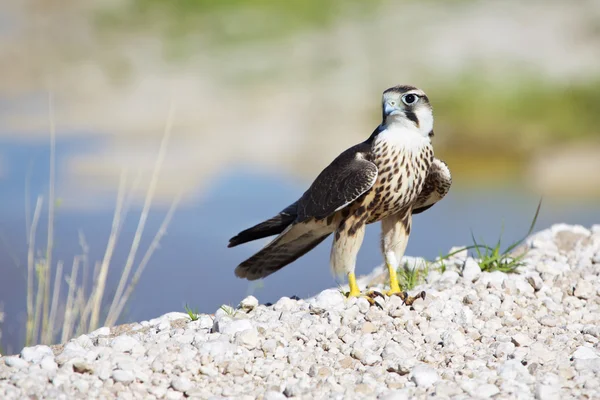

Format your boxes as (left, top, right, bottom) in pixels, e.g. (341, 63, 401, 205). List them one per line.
(228, 85, 452, 305)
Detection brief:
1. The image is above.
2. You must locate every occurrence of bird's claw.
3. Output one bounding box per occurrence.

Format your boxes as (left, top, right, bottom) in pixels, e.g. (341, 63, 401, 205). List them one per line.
(393, 290, 426, 306)
(345, 291, 384, 309)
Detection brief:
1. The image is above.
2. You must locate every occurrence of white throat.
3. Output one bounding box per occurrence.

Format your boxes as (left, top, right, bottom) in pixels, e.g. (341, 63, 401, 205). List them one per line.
(384, 109, 433, 138)
(375, 123, 430, 151)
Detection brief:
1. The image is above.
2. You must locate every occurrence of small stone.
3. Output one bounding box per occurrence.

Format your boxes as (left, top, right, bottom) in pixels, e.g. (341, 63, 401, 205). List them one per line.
(572, 346, 599, 360)
(440, 270, 460, 284)
(73, 360, 94, 374)
(165, 390, 184, 400)
(495, 342, 516, 358)
(171, 376, 192, 392)
(111, 335, 140, 353)
(313, 289, 345, 310)
(235, 329, 260, 349)
(362, 322, 376, 334)
(530, 342, 556, 364)
(352, 348, 381, 366)
(20, 345, 54, 363)
(448, 246, 469, 264)
(462, 259, 481, 282)
(379, 390, 410, 400)
(199, 366, 218, 377)
(499, 360, 534, 384)
(512, 333, 533, 347)
(478, 384, 500, 398)
(75, 334, 94, 349)
(339, 356, 355, 369)
(536, 384, 560, 400)
(88, 326, 111, 337)
(264, 391, 287, 400)
(4, 356, 29, 369)
(410, 364, 439, 388)
(526, 274, 544, 291)
(239, 295, 259, 311)
(73, 379, 89, 392)
(96, 361, 112, 381)
(574, 280, 595, 299)
(273, 297, 296, 311)
(540, 315, 559, 327)
(40, 356, 58, 372)
(219, 318, 253, 336)
(480, 271, 506, 289)
(112, 369, 135, 383)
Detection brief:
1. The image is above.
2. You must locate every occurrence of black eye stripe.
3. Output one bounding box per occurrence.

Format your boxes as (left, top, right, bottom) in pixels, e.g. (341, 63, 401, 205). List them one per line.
(405, 110, 419, 127)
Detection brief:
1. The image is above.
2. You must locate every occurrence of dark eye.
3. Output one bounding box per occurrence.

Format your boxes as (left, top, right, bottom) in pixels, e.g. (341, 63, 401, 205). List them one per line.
(402, 94, 419, 105)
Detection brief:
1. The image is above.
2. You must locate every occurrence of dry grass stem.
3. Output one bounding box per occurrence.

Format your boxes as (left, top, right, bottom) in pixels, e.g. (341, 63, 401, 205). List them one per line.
(107, 102, 176, 325)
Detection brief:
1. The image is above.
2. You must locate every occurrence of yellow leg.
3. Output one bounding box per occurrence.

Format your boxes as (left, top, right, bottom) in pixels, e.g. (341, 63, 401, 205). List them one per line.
(345, 272, 383, 308)
(348, 272, 361, 297)
(387, 262, 401, 295)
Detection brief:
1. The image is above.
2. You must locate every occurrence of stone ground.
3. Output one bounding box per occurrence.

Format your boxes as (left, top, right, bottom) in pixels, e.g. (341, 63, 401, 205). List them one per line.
(1, 223, 599, 399)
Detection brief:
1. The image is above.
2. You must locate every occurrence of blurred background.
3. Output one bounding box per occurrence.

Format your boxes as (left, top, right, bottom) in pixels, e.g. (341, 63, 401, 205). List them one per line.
(1, 0, 599, 353)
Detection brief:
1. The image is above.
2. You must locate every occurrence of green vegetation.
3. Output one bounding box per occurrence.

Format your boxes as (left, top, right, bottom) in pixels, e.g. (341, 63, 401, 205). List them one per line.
(97, 0, 382, 57)
(220, 305, 236, 316)
(184, 304, 200, 321)
(431, 77, 600, 149)
(437, 199, 542, 274)
(96, 0, 600, 150)
(469, 199, 541, 273)
(396, 260, 429, 291)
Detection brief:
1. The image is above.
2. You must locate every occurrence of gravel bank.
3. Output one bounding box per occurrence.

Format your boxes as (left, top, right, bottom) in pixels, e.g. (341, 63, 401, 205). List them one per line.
(1, 223, 599, 399)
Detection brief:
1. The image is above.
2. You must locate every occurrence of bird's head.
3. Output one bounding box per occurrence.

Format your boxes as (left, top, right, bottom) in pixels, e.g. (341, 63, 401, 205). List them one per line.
(381, 85, 434, 138)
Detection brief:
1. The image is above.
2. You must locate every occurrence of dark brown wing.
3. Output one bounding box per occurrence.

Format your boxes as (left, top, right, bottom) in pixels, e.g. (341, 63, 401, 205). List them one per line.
(413, 158, 452, 214)
(296, 142, 378, 222)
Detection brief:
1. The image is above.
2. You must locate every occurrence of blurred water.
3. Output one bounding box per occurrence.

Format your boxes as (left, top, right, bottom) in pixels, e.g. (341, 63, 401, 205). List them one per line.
(1, 138, 599, 353)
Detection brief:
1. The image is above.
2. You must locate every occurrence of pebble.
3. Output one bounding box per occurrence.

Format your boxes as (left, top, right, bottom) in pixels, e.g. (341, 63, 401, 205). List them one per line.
(112, 369, 135, 383)
(410, 364, 439, 387)
(572, 346, 599, 360)
(462, 258, 481, 282)
(4, 356, 29, 369)
(111, 336, 140, 353)
(0, 223, 598, 399)
(20, 345, 54, 363)
(239, 295, 259, 311)
(171, 376, 192, 392)
(574, 280, 595, 299)
(478, 383, 500, 398)
(512, 332, 533, 347)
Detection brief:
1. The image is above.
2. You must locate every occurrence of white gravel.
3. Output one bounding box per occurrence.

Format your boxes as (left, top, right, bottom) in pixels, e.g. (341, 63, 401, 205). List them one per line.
(1, 223, 599, 399)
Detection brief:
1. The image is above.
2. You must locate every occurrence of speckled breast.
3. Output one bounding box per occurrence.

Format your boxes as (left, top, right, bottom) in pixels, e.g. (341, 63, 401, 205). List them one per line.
(363, 140, 433, 223)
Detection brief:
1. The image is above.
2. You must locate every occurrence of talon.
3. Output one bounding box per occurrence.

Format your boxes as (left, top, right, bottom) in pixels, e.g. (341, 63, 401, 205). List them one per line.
(347, 292, 384, 309)
(402, 291, 426, 306)
(391, 290, 425, 306)
(367, 290, 384, 299)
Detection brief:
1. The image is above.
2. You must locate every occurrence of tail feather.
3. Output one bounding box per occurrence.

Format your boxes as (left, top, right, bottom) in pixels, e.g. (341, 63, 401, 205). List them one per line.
(228, 203, 297, 248)
(234, 223, 331, 280)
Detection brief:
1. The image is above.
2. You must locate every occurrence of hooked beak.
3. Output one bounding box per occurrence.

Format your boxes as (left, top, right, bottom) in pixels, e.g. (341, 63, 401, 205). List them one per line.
(384, 102, 402, 117)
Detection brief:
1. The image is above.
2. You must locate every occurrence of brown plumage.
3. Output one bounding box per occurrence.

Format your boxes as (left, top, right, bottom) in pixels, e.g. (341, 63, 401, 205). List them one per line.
(229, 85, 452, 300)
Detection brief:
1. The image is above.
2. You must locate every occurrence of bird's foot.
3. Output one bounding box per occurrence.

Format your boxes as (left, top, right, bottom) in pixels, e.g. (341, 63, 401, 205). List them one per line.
(387, 289, 426, 306)
(346, 290, 384, 309)
(344, 272, 384, 309)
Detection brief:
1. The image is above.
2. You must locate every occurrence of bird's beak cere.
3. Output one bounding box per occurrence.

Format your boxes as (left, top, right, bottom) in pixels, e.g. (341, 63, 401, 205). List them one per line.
(384, 101, 402, 117)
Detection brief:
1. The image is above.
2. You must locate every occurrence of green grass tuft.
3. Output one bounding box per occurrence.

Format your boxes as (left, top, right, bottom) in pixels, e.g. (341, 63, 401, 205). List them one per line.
(219, 304, 235, 316)
(184, 304, 199, 321)
(396, 260, 428, 291)
(438, 199, 542, 274)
